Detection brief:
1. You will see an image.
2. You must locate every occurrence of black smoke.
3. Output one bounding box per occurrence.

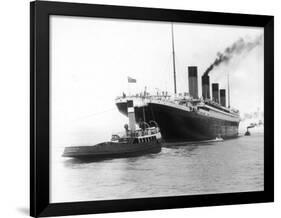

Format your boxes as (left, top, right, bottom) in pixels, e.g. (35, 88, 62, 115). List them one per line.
(203, 34, 263, 76)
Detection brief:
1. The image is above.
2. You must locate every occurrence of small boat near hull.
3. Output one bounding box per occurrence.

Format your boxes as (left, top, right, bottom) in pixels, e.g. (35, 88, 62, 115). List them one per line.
(62, 100, 162, 160)
(63, 141, 161, 160)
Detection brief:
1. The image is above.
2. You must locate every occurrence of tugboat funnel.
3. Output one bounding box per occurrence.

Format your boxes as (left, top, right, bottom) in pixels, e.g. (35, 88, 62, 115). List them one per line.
(127, 100, 136, 131)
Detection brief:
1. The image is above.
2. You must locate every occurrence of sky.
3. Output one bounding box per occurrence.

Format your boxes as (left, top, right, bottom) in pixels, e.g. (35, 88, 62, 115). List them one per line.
(50, 15, 264, 147)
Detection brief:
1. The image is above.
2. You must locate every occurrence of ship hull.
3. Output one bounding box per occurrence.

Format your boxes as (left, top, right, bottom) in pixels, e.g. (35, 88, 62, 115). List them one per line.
(116, 102, 239, 142)
(63, 141, 161, 160)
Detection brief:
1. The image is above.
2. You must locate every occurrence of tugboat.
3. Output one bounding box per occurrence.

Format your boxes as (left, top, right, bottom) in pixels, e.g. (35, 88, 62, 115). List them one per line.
(62, 100, 162, 160)
(244, 124, 255, 136)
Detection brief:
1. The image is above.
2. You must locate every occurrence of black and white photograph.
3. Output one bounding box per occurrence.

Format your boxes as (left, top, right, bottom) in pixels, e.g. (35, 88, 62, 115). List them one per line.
(50, 15, 264, 203)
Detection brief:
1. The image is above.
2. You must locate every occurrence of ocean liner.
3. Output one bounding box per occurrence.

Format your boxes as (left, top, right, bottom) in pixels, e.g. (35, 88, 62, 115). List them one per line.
(115, 24, 240, 142)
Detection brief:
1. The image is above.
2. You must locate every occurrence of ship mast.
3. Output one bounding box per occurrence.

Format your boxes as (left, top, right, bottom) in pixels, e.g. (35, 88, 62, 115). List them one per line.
(171, 23, 177, 94)
(227, 71, 230, 108)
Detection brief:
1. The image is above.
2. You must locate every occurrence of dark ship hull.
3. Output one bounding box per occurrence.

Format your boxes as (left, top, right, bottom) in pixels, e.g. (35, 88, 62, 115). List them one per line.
(63, 141, 161, 160)
(116, 101, 239, 142)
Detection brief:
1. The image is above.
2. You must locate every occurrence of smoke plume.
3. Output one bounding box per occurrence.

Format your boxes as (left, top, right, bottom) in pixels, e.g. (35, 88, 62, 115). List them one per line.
(203, 34, 263, 76)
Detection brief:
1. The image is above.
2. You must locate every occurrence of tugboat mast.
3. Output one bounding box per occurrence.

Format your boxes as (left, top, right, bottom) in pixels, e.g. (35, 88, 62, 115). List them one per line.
(142, 86, 147, 123)
(171, 23, 177, 94)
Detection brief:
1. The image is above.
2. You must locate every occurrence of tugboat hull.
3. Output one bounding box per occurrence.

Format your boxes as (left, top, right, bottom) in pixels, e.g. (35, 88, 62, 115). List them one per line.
(63, 142, 161, 160)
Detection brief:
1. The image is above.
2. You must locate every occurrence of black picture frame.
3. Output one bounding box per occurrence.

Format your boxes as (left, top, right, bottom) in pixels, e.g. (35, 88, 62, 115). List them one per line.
(30, 1, 274, 217)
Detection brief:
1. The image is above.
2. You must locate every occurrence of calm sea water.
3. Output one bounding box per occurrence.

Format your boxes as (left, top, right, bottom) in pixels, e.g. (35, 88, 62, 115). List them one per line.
(50, 134, 264, 203)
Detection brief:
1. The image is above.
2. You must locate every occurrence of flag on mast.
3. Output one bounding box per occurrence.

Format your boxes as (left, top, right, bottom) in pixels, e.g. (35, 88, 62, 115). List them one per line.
(128, 76, 137, 83)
